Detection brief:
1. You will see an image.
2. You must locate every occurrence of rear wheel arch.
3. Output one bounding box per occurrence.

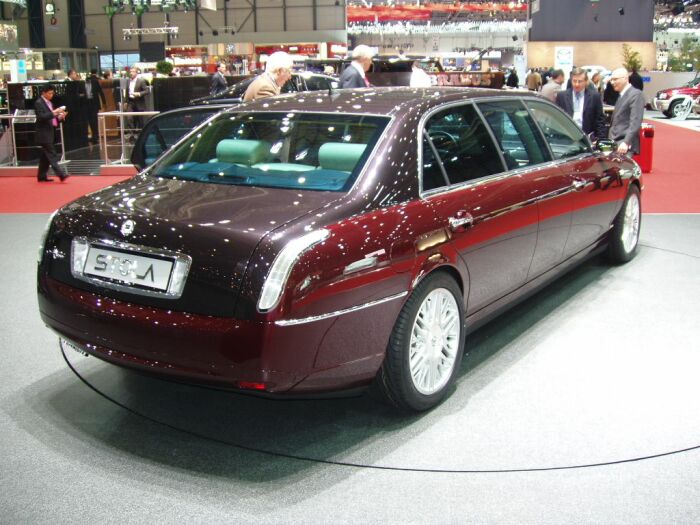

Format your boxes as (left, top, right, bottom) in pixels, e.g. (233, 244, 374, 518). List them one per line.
(375, 269, 466, 411)
(412, 263, 467, 305)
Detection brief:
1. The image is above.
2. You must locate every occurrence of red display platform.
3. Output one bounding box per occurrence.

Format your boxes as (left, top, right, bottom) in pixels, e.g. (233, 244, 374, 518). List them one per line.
(0, 175, 132, 213)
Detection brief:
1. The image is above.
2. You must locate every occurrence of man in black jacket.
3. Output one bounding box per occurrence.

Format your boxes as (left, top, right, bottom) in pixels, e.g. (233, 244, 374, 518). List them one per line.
(210, 63, 228, 95)
(86, 69, 106, 145)
(125, 67, 149, 141)
(629, 69, 644, 91)
(34, 84, 69, 182)
(555, 67, 606, 139)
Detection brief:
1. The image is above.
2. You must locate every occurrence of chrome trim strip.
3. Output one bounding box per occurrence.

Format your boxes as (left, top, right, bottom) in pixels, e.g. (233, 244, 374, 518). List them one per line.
(275, 291, 408, 327)
(70, 237, 192, 299)
(343, 256, 378, 275)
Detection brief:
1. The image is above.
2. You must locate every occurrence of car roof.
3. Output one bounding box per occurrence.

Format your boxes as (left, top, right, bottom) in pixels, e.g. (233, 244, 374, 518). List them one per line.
(230, 86, 542, 117)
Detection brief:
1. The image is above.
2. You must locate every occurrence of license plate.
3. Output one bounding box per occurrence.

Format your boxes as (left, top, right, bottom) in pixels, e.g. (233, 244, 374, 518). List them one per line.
(84, 246, 174, 292)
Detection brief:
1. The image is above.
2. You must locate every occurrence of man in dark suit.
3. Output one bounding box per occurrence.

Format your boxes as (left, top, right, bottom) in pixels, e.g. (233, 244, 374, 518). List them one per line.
(125, 67, 149, 142)
(86, 69, 106, 145)
(339, 45, 374, 88)
(608, 67, 645, 155)
(210, 63, 228, 95)
(555, 67, 606, 139)
(34, 84, 69, 182)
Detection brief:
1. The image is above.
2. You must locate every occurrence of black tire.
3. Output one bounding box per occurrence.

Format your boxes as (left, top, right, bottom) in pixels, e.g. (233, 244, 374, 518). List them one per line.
(607, 184, 641, 264)
(375, 272, 465, 412)
(667, 100, 681, 119)
(662, 109, 671, 118)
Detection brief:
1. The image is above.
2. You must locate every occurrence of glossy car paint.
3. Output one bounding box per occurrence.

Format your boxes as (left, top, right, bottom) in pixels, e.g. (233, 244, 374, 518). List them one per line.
(38, 87, 642, 395)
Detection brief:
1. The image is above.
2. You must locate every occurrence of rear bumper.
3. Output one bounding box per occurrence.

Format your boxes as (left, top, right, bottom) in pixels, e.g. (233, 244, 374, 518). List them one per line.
(38, 276, 395, 394)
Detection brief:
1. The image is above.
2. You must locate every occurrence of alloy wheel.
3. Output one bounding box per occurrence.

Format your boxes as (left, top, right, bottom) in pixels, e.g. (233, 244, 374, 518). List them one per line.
(621, 192, 640, 254)
(408, 288, 460, 395)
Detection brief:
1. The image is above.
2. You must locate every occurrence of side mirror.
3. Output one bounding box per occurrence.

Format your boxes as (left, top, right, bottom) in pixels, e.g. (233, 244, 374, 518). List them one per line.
(593, 138, 615, 153)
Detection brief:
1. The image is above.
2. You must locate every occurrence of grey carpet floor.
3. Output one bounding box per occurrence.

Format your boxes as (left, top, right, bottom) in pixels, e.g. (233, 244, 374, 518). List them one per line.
(1, 213, 699, 524)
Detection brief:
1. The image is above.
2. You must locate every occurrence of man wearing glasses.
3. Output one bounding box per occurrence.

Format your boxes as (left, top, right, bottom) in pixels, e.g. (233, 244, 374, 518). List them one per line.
(555, 67, 606, 139)
(608, 67, 645, 156)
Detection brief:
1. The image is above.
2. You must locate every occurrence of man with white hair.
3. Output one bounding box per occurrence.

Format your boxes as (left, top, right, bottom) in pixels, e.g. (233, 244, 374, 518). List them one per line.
(608, 67, 645, 156)
(243, 51, 293, 102)
(339, 45, 374, 88)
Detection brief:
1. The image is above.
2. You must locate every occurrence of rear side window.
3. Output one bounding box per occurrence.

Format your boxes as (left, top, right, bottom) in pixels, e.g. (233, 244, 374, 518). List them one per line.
(525, 100, 590, 159)
(138, 109, 219, 167)
(477, 100, 549, 169)
(423, 104, 504, 188)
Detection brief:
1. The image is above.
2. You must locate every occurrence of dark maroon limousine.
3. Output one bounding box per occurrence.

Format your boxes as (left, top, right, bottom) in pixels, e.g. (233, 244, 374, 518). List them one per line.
(37, 87, 642, 411)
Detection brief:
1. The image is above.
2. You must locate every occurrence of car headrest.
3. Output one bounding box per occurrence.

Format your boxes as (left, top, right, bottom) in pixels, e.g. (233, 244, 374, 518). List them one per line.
(216, 139, 270, 166)
(318, 143, 366, 172)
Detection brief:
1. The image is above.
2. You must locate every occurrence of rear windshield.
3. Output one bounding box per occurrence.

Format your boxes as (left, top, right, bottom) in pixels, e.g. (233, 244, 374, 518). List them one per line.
(150, 112, 389, 192)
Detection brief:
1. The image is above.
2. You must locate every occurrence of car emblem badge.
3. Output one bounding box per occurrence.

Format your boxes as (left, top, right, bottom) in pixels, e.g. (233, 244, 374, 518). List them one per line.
(121, 219, 135, 237)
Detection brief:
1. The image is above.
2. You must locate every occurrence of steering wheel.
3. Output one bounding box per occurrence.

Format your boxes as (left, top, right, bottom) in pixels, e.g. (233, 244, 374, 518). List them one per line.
(428, 130, 458, 150)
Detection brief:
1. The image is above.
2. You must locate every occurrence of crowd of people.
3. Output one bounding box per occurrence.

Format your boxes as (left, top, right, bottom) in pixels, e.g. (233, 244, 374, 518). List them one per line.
(31, 48, 647, 182)
(507, 65, 646, 156)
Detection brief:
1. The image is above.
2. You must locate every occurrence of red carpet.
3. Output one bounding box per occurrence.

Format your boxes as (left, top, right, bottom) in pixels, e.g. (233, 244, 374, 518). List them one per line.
(641, 120, 700, 213)
(0, 122, 697, 214)
(0, 176, 132, 213)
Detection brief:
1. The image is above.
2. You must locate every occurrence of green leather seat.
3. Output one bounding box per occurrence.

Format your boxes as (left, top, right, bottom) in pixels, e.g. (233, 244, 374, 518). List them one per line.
(215, 139, 270, 166)
(318, 143, 367, 172)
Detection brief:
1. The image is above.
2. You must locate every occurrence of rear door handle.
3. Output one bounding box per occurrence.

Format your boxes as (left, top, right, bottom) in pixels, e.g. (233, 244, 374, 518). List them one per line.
(449, 213, 473, 231)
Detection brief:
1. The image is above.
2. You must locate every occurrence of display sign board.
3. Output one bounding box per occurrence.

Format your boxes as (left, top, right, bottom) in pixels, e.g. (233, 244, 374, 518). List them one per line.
(10, 59, 26, 83)
(554, 47, 574, 82)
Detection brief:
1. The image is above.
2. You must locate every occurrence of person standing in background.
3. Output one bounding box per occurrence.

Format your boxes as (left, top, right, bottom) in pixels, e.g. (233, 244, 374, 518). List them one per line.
(210, 63, 228, 95)
(339, 45, 375, 88)
(34, 84, 69, 182)
(608, 67, 645, 156)
(525, 68, 542, 91)
(555, 67, 606, 140)
(590, 72, 603, 95)
(629, 68, 644, 91)
(242, 52, 294, 102)
(505, 68, 519, 88)
(86, 69, 106, 145)
(540, 69, 565, 102)
(409, 60, 432, 87)
(125, 67, 149, 142)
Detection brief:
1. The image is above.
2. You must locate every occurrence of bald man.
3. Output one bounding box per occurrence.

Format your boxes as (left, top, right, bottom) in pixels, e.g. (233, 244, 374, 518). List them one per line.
(608, 67, 645, 156)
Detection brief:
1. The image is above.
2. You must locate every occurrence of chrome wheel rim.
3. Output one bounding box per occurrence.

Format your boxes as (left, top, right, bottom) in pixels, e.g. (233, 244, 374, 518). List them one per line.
(621, 193, 640, 254)
(409, 288, 460, 396)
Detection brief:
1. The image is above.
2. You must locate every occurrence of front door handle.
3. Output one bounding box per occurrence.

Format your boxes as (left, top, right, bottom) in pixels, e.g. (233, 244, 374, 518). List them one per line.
(449, 213, 473, 231)
(572, 179, 587, 190)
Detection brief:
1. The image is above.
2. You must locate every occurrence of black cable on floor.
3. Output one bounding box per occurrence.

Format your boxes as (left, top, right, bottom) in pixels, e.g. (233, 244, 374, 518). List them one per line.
(639, 243, 700, 260)
(61, 347, 700, 474)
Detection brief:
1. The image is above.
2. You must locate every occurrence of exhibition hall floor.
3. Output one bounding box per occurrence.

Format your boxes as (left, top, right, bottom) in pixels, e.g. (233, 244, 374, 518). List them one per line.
(1, 120, 699, 523)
